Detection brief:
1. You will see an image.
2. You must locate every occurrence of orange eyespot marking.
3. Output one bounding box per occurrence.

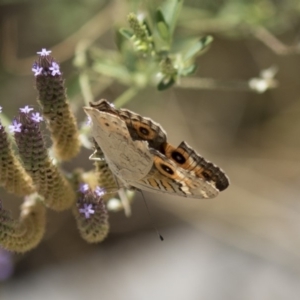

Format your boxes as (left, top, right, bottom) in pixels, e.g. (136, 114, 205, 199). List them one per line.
(163, 143, 195, 169)
(153, 155, 177, 179)
(195, 168, 215, 182)
(132, 120, 157, 140)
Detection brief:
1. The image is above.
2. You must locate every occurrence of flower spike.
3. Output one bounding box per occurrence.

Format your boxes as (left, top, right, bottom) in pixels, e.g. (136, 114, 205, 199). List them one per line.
(33, 51, 81, 161)
(73, 186, 109, 243)
(13, 112, 75, 211)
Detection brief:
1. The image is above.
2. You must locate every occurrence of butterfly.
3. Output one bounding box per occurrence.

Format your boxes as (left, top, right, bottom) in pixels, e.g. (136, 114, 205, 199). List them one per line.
(84, 100, 229, 200)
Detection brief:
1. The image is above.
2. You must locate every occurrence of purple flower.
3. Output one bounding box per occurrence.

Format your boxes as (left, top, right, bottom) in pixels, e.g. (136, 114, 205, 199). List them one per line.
(31, 112, 43, 123)
(79, 183, 89, 193)
(32, 64, 43, 76)
(9, 120, 22, 133)
(95, 186, 105, 197)
(49, 62, 61, 76)
(37, 48, 52, 56)
(20, 105, 33, 114)
(86, 115, 91, 125)
(0, 248, 13, 281)
(79, 203, 95, 219)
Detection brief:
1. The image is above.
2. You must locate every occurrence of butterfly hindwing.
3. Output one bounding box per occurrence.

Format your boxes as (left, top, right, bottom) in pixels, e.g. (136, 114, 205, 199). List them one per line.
(163, 142, 229, 191)
(131, 149, 219, 199)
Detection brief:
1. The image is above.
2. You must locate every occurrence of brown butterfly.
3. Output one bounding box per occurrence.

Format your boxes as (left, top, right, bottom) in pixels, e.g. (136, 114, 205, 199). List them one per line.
(84, 100, 229, 199)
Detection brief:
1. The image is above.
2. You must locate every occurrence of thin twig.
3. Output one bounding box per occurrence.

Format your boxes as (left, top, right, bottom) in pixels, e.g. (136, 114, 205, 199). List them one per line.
(113, 86, 140, 108)
(1, 1, 124, 75)
(250, 26, 300, 55)
(177, 77, 277, 92)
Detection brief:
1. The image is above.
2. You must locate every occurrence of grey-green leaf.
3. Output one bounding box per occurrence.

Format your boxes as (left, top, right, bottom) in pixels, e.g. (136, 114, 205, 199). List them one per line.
(160, 0, 184, 36)
(156, 9, 170, 41)
(183, 36, 213, 61)
(119, 28, 134, 40)
(181, 64, 197, 76)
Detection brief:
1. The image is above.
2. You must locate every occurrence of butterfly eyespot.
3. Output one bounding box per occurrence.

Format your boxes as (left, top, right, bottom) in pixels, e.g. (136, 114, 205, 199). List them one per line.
(160, 163, 174, 175)
(171, 151, 186, 164)
(139, 126, 150, 136)
(105, 123, 109, 127)
(202, 171, 211, 180)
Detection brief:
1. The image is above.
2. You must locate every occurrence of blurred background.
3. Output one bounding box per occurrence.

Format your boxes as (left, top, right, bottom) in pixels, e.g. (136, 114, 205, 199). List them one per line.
(1, 0, 300, 299)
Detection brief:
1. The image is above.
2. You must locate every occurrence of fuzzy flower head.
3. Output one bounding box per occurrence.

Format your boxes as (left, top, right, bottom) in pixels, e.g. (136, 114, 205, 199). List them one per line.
(77, 185, 106, 219)
(75, 188, 109, 242)
(32, 49, 61, 77)
(8, 120, 22, 133)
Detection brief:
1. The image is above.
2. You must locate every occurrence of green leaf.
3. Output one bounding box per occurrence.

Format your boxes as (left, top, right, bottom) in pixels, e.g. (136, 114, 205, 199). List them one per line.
(181, 64, 197, 76)
(160, 0, 184, 36)
(143, 19, 152, 36)
(156, 9, 170, 41)
(183, 36, 213, 61)
(93, 61, 131, 85)
(115, 30, 125, 51)
(157, 77, 176, 91)
(119, 28, 134, 40)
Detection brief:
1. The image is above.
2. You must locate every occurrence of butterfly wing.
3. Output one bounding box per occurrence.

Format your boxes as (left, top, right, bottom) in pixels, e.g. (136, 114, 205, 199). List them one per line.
(118, 108, 167, 151)
(163, 141, 229, 191)
(130, 149, 219, 199)
(89, 99, 167, 151)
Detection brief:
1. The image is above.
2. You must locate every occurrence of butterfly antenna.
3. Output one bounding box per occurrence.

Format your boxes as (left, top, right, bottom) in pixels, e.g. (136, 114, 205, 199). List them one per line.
(140, 190, 164, 241)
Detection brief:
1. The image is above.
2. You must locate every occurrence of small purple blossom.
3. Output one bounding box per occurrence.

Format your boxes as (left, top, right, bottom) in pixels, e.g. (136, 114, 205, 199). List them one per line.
(0, 248, 13, 281)
(31, 112, 43, 123)
(95, 186, 105, 197)
(79, 203, 95, 219)
(8, 120, 22, 133)
(37, 48, 51, 56)
(49, 62, 61, 76)
(32, 64, 43, 76)
(20, 105, 33, 114)
(86, 115, 91, 125)
(79, 183, 89, 193)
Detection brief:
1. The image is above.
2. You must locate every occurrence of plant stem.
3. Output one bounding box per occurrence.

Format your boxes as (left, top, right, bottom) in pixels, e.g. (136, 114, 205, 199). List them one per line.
(113, 87, 140, 108)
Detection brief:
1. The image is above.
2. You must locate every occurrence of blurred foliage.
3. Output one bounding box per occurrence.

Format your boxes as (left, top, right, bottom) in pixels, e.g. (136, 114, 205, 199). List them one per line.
(1, 1, 300, 295)
(181, 0, 300, 33)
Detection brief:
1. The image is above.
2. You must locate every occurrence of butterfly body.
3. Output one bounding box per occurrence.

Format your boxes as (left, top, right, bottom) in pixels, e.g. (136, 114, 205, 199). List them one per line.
(84, 100, 229, 199)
